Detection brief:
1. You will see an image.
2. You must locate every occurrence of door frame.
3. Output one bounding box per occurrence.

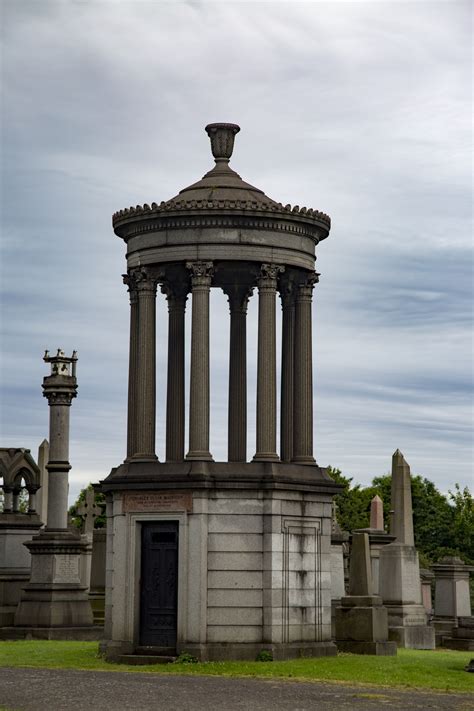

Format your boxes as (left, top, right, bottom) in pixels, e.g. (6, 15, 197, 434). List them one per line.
(127, 512, 189, 648)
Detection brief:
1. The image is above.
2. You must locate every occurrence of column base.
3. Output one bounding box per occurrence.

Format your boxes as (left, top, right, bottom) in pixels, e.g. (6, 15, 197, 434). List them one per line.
(127, 454, 159, 462)
(185, 451, 214, 461)
(292, 456, 316, 465)
(253, 453, 280, 462)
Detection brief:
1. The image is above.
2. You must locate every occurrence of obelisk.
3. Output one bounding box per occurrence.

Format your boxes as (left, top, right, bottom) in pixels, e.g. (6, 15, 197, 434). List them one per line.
(378, 450, 435, 648)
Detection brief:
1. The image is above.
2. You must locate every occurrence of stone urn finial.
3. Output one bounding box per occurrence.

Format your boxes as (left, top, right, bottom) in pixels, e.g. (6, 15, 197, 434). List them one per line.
(205, 123, 240, 163)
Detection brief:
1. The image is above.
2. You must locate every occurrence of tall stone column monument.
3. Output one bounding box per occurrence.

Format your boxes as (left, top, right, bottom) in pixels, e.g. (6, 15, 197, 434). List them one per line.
(101, 123, 342, 662)
(14, 350, 94, 633)
(378, 450, 435, 648)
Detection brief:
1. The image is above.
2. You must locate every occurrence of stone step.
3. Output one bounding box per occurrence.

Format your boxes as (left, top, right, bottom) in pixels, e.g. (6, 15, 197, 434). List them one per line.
(115, 654, 176, 665)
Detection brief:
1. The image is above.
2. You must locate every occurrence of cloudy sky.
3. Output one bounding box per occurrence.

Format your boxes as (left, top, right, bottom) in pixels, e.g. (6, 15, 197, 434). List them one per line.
(1, 0, 472, 504)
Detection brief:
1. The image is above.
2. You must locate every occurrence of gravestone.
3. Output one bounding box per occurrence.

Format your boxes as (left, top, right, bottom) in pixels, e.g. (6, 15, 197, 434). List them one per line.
(335, 532, 396, 655)
(330, 502, 349, 636)
(353, 494, 394, 595)
(378, 450, 435, 649)
(432, 556, 473, 647)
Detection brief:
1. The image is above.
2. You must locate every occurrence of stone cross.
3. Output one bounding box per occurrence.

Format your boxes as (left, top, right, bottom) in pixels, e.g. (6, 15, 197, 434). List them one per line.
(390, 449, 414, 546)
(370, 495, 384, 531)
(76, 488, 102, 535)
(348, 532, 373, 596)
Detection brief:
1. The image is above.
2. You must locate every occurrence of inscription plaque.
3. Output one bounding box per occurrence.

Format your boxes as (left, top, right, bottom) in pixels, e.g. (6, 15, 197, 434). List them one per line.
(123, 491, 193, 513)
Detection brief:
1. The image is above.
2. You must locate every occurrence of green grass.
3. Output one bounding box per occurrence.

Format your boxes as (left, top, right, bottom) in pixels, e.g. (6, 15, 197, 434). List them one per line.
(0, 642, 472, 693)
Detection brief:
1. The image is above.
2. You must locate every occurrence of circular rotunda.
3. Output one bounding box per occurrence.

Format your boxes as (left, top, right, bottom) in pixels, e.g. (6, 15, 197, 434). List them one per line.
(102, 123, 340, 662)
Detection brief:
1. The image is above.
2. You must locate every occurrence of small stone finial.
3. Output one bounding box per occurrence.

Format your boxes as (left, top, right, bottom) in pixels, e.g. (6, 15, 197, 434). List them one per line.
(205, 123, 240, 163)
(370, 494, 384, 531)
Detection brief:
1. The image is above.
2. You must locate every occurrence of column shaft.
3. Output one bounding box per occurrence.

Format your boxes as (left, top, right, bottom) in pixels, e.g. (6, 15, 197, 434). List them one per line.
(46, 398, 72, 529)
(226, 288, 251, 462)
(254, 264, 284, 462)
(293, 272, 318, 463)
(124, 273, 139, 459)
(186, 262, 213, 461)
(135, 270, 158, 459)
(165, 292, 187, 461)
(280, 288, 295, 462)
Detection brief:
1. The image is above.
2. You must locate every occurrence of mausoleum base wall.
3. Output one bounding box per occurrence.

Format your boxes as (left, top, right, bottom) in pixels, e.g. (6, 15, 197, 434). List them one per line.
(101, 462, 339, 661)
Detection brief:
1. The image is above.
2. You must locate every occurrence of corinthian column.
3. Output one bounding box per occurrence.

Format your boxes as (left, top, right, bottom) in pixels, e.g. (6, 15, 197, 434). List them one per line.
(293, 271, 318, 463)
(162, 280, 188, 462)
(134, 267, 159, 460)
(280, 278, 296, 462)
(123, 272, 139, 459)
(253, 263, 284, 462)
(186, 261, 214, 461)
(223, 284, 252, 462)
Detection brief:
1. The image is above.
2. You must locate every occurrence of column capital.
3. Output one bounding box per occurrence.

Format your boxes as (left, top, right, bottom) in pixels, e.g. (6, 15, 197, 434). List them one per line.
(186, 261, 214, 287)
(43, 389, 77, 407)
(160, 281, 189, 310)
(134, 266, 161, 295)
(257, 263, 285, 289)
(123, 271, 138, 305)
(296, 270, 320, 301)
(222, 284, 253, 314)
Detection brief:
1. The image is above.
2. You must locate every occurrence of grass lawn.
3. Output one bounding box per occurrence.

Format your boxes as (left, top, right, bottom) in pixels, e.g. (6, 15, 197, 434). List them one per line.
(0, 642, 473, 693)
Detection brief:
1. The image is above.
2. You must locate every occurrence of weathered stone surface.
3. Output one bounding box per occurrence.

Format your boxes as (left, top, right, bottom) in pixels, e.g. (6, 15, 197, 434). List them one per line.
(370, 495, 384, 531)
(349, 533, 373, 596)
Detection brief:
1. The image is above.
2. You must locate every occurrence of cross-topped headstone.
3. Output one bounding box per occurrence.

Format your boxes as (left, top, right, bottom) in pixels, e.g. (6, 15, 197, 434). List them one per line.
(76, 488, 102, 535)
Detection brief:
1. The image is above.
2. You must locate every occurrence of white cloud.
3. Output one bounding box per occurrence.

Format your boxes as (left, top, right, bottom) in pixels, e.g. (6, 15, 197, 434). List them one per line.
(1, 0, 472, 504)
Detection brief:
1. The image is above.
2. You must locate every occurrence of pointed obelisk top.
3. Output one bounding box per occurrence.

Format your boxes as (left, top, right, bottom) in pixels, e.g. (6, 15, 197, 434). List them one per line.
(390, 449, 415, 546)
(370, 494, 384, 531)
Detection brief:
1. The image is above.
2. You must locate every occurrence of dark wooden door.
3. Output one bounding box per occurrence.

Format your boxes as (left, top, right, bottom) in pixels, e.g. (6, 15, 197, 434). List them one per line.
(140, 522, 178, 648)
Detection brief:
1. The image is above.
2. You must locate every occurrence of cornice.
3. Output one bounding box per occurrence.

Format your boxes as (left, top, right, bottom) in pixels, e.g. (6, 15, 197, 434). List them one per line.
(112, 200, 331, 235)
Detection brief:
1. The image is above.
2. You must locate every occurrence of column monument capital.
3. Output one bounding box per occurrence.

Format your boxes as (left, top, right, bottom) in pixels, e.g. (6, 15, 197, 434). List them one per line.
(257, 263, 285, 289)
(186, 261, 214, 286)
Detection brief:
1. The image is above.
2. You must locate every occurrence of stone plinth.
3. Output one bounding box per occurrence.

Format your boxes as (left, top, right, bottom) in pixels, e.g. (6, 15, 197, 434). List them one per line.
(100, 460, 339, 661)
(379, 543, 435, 648)
(14, 531, 93, 628)
(335, 597, 396, 656)
(432, 556, 473, 646)
(443, 616, 474, 651)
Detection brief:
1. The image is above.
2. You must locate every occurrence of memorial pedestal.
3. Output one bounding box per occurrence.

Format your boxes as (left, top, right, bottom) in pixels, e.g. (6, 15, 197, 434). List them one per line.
(14, 530, 94, 628)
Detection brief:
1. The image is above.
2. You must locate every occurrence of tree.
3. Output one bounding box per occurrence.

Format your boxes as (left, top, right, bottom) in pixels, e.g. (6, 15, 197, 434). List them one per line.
(328, 466, 471, 568)
(448, 484, 474, 565)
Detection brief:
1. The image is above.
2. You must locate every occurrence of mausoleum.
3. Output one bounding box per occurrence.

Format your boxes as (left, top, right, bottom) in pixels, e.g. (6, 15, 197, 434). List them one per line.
(101, 123, 340, 661)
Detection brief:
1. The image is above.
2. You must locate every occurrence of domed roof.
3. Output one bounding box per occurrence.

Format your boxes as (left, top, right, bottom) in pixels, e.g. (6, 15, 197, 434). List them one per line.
(112, 123, 330, 243)
(171, 123, 279, 208)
